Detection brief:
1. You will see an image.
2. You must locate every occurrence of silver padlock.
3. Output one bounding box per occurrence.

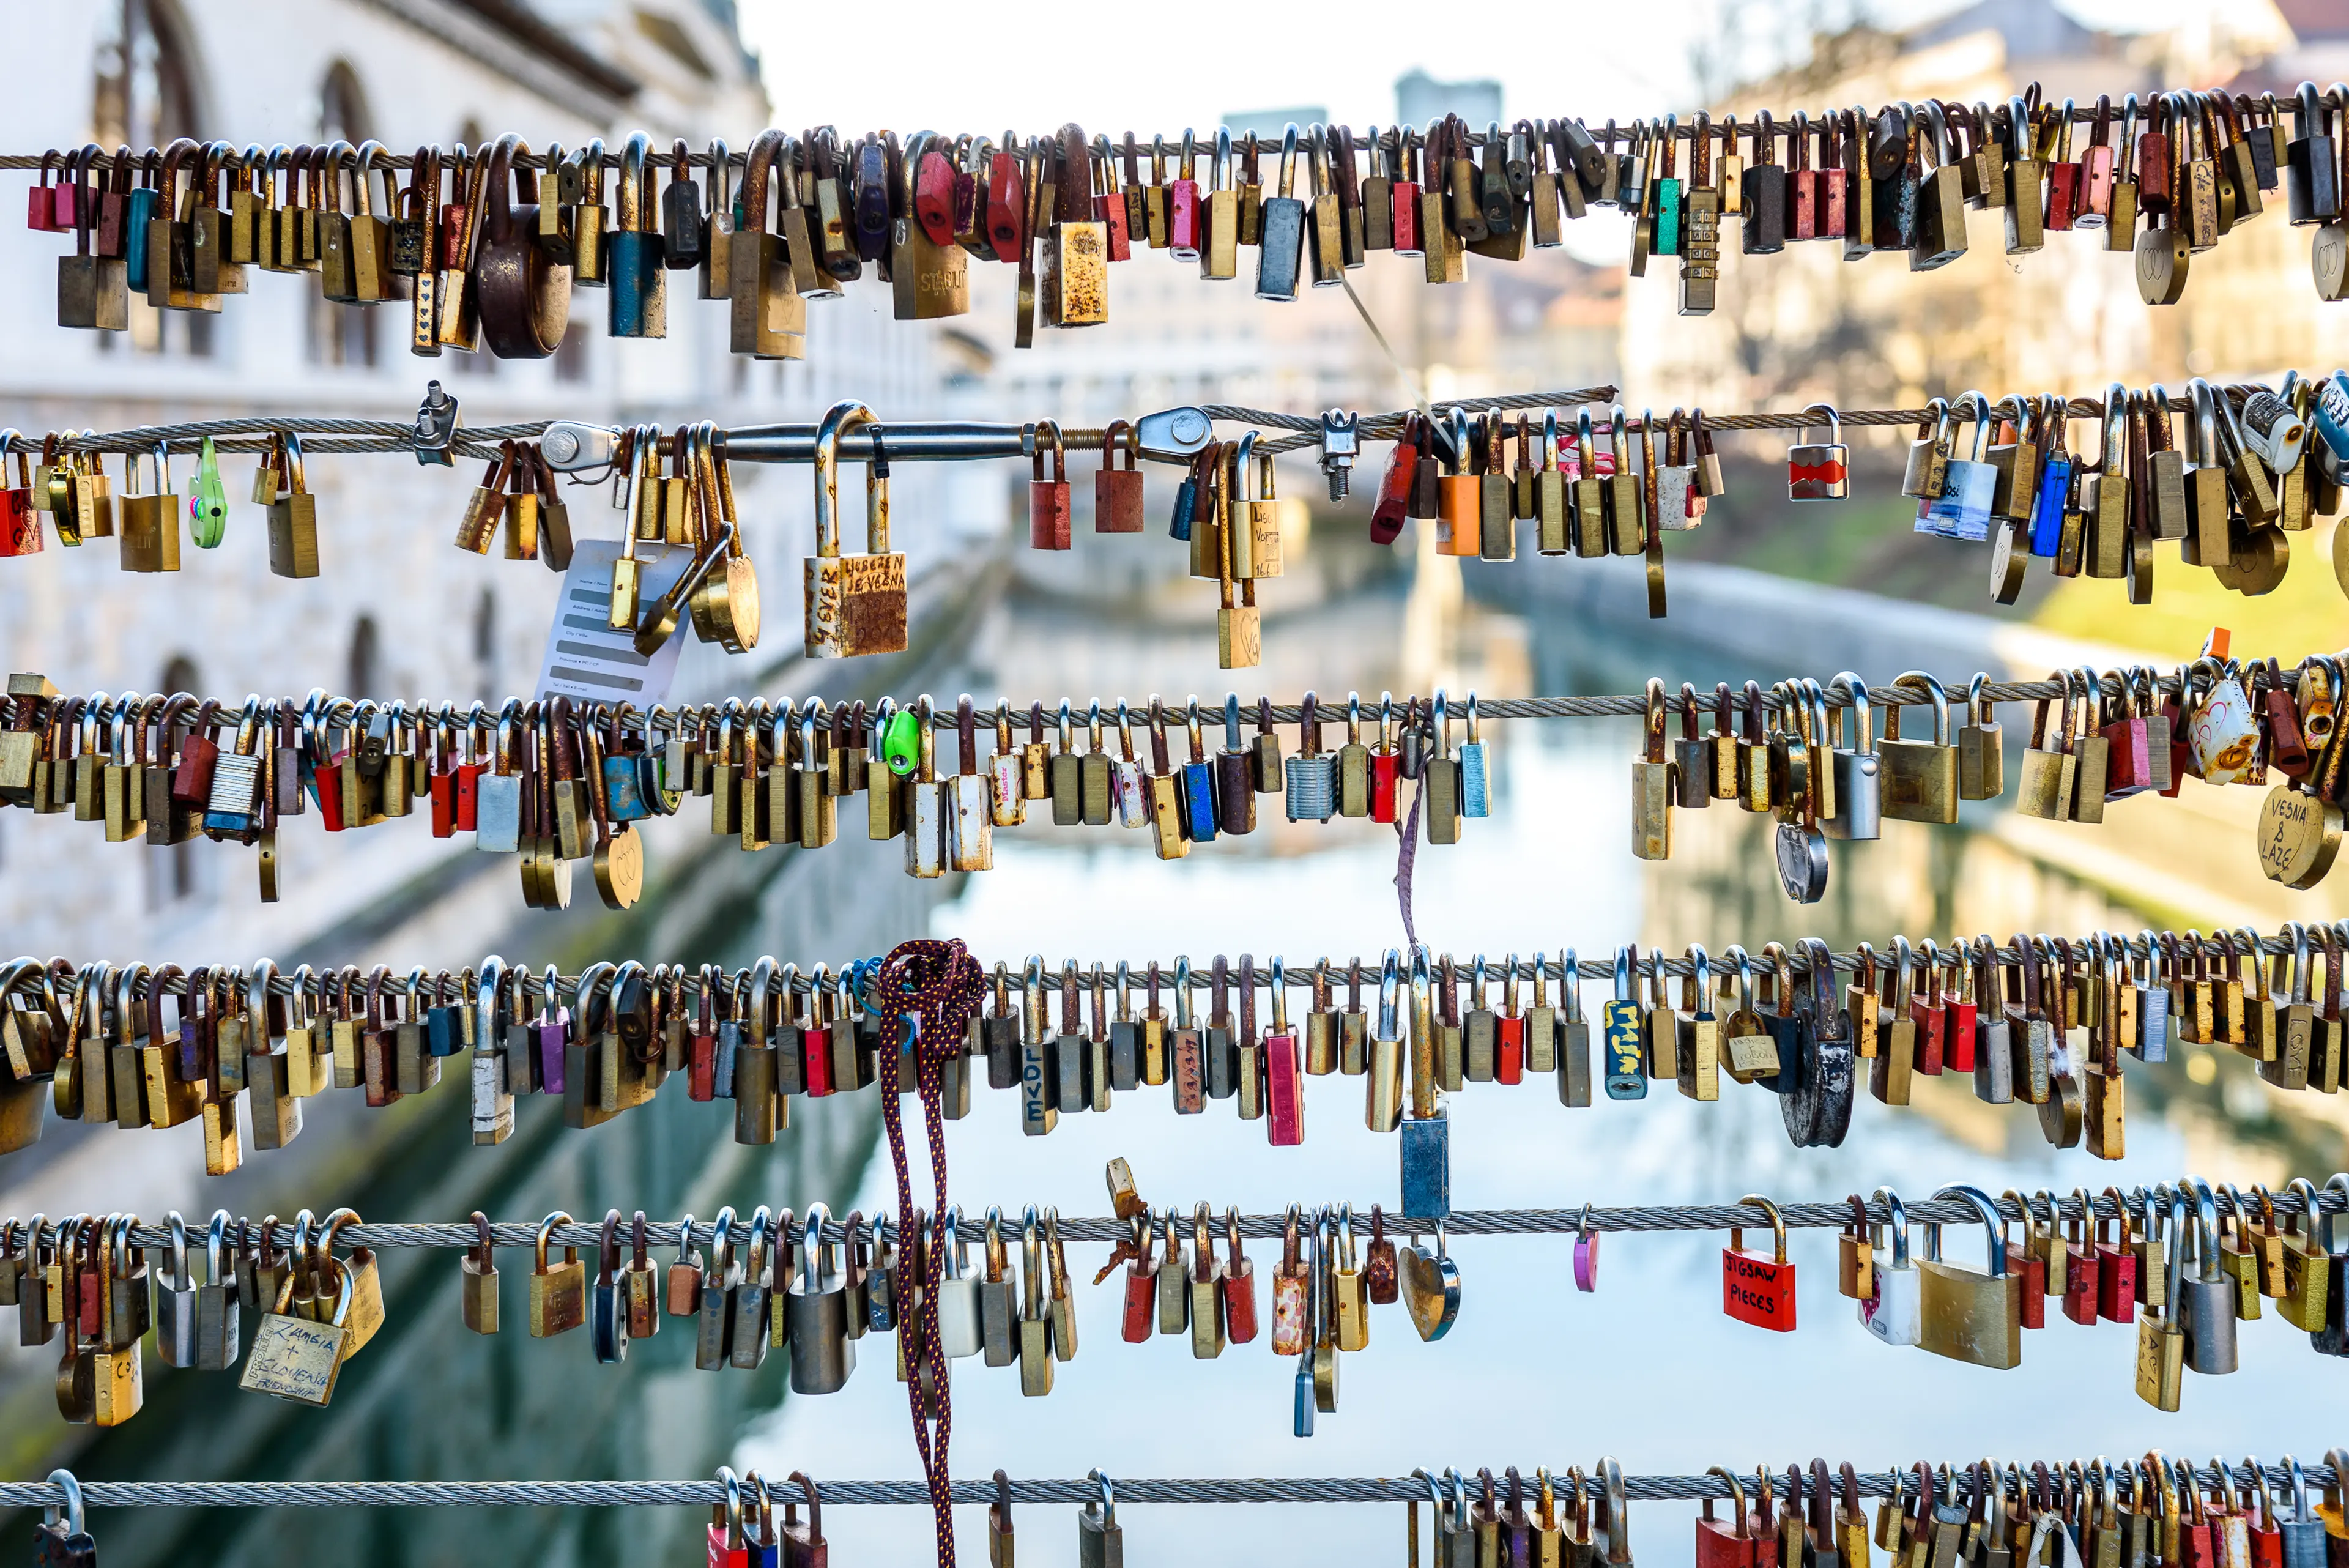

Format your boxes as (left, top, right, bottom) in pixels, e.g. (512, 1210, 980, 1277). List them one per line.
(1788, 401, 1850, 500)
(1824, 674, 1882, 841)
(154, 1211, 200, 1368)
(1284, 691, 1337, 823)
(785, 1202, 857, 1394)
(1860, 1186, 1922, 1347)
(1077, 1471, 1125, 1568)
(729, 1205, 773, 1370)
(196, 1210, 242, 1370)
(978, 1206, 1019, 1368)
(1019, 956, 1057, 1137)
(2177, 1181, 2239, 1375)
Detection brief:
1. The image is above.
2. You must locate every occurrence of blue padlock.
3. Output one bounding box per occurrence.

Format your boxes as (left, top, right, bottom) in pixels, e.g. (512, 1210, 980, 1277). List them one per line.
(1399, 946, 1450, 1219)
(1179, 698, 1219, 843)
(1602, 944, 1648, 1100)
(606, 132, 667, 339)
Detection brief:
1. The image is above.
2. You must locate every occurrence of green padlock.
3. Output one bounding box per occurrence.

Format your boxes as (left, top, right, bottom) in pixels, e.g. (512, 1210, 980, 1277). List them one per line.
(187, 435, 229, 549)
(883, 705, 922, 777)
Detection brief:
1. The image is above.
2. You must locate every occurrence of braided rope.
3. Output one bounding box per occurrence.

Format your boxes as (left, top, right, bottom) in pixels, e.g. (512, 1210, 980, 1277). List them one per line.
(874, 938, 989, 1567)
(0, 1461, 2334, 1510)
(35, 1183, 2346, 1257)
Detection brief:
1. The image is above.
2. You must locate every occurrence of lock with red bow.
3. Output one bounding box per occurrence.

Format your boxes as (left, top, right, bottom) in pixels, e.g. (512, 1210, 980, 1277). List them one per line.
(1787, 403, 1850, 500)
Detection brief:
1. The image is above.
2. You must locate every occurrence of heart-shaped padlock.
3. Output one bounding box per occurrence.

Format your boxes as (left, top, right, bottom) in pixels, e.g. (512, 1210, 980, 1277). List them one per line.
(1399, 1224, 1461, 1342)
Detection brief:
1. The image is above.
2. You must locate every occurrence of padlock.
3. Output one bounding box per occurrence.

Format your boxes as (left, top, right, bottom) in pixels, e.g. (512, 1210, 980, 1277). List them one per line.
(803, 401, 907, 658)
(1028, 419, 1071, 549)
(1094, 418, 1145, 532)
(1918, 1184, 2023, 1369)
(785, 1204, 856, 1394)
(1255, 124, 1305, 301)
(1786, 403, 1850, 499)
(1399, 949, 1450, 1217)
(1860, 1187, 1923, 1345)
(1722, 1194, 1797, 1331)
(606, 132, 666, 338)
(730, 130, 807, 359)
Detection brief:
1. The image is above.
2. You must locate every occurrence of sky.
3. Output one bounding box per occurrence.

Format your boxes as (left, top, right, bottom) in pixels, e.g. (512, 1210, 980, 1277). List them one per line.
(737, 0, 2214, 146)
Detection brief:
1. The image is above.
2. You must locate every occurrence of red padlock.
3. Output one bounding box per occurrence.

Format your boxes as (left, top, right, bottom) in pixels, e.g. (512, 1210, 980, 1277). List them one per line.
(1219, 1208, 1258, 1343)
(705, 1470, 749, 1568)
(451, 738, 480, 831)
(2044, 97, 2080, 232)
(1695, 1468, 1757, 1568)
(1, 439, 39, 557)
(2062, 1187, 2102, 1325)
(1028, 421, 1070, 550)
(1940, 943, 1977, 1074)
(1093, 418, 1145, 533)
(1909, 940, 1946, 1074)
(2095, 1186, 2138, 1322)
(2241, 1463, 2284, 1568)
(1390, 129, 1422, 256)
(1120, 1214, 1156, 1343)
(1787, 112, 1818, 240)
(1818, 113, 1849, 243)
(2103, 674, 2157, 797)
(1365, 1205, 1399, 1304)
(26, 150, 63, 232)
(913, 146, 957, 247)
(1264, 964, 1304, 1147)
(1167, 131, 1201, 260)
(1721, 1195, 1797, 1332)
(170, 699, 222, 806)
(985, 143, 1023, 263)
(2263, 658, 2312, 777)
(1496, 959, 1527, 1085)
(1091, 135, 1130, 262)
(799, 981, 834, 1098)
(1750, 1465, 1781, 1568)
(2177, 1462, 2219, 1568)
(1371, 414, 1422, 546)
(2003, 1191, 2045, 1329)
(1368, 697, 1401, 823)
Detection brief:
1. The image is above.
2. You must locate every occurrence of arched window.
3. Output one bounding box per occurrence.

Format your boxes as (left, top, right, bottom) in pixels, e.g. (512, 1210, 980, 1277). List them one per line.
(92, 0, 212, 359)
(348, 615, 380, 699)
(306, 61, 377, 369)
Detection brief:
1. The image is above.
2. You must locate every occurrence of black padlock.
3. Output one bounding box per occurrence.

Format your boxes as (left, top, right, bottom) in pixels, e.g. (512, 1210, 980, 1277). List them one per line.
(1255, 123, 1305, 301)
(1742, 110, 1788, 254)
(660, 139, 702, 271)
(34, 1471, 95, 1568)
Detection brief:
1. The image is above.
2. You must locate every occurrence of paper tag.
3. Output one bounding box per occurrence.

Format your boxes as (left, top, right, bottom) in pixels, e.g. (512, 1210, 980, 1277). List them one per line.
(533, 537, 694, 707)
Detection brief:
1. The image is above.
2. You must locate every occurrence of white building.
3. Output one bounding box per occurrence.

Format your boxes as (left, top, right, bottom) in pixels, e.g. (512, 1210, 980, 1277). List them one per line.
(0, 0, 967, 963)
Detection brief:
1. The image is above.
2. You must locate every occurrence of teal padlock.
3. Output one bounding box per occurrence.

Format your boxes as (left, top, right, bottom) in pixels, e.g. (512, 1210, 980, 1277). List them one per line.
(186, 436, 228, 549)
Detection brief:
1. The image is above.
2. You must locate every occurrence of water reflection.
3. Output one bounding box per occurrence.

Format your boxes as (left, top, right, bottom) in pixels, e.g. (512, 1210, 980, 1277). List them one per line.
(31, 568, 2348, 1567)
(35, 827, 935, 1568)
(743, 583, 2349, 1568)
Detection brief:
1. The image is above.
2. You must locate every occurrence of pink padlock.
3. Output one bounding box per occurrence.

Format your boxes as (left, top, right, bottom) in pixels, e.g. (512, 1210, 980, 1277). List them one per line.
(1573, 1202, 1600, 1292)
(1265, 956, 1305, 1146)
